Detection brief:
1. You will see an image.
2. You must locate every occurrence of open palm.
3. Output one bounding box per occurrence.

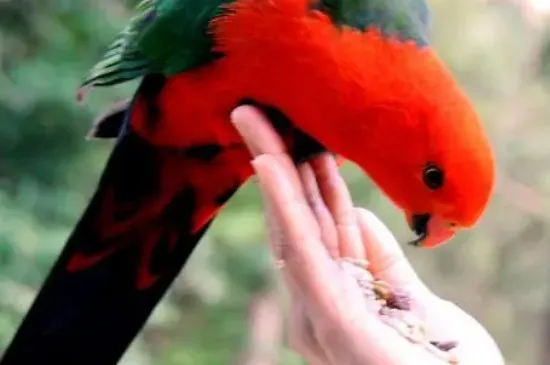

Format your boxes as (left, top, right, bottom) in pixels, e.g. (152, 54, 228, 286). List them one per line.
(231, 105, 504, 365)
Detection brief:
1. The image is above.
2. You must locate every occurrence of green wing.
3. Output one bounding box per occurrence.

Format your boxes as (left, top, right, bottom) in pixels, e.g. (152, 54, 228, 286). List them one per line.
(315, 0, 431, 46)
(80, 0, 231, 90)
(80, 0, 431, 91)
(80, 0, 156, 89)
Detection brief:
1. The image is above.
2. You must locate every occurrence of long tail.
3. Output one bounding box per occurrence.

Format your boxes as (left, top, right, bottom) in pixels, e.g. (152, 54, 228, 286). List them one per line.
(0, 80, 327, 364)
(0, 108, 251, 365)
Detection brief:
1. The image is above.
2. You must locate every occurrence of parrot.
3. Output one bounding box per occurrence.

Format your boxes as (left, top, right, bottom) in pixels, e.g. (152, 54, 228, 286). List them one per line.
(0, 0, 495, 364)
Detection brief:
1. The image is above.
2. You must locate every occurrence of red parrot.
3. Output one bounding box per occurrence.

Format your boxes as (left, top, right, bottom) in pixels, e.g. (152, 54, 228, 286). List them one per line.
(0, 0, 495, 364)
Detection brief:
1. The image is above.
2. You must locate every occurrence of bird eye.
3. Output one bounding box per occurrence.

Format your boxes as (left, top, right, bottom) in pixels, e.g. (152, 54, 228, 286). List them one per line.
(423, 163, 444, 190)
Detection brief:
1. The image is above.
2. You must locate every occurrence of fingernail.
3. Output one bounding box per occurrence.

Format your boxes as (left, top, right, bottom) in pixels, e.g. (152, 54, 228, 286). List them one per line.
(230, 106, 252, 139)
(230, 106, 265, 156)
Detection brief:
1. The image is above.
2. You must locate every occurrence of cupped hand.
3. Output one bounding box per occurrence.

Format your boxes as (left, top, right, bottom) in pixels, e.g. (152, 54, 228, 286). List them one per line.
(230, 105, 504, 365)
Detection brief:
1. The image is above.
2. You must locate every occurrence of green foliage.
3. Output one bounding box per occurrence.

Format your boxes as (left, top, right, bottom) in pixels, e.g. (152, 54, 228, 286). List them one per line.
(0, 1, 549, 364)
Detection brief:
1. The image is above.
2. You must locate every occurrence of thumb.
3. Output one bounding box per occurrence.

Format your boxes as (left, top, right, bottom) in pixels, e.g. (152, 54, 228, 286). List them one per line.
(355, 208, 433, 298)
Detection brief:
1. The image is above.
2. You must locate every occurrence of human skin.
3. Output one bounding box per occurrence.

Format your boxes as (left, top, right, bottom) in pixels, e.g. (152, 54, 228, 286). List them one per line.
(230, 105, 504, 365)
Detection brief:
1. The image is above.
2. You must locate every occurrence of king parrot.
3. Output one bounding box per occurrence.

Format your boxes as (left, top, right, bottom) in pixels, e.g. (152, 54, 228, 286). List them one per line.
(0, 0, 495, 364)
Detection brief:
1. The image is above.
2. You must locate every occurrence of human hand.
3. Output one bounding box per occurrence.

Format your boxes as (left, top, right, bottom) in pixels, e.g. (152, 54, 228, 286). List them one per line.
(230, 105, 504, 365)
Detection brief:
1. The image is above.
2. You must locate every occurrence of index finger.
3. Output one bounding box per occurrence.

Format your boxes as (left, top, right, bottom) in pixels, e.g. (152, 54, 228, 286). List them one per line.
(231, 106, 342, 308)
(230, 105, 308, 201)
(230, 105, 286, 156)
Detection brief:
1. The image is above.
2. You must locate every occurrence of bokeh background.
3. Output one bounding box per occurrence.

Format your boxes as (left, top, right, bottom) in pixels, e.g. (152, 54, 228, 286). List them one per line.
(1, 0, 550, 364)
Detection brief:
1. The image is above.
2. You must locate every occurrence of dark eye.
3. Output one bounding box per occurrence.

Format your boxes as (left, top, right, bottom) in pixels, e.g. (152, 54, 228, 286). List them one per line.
(423, 163, 444, 190)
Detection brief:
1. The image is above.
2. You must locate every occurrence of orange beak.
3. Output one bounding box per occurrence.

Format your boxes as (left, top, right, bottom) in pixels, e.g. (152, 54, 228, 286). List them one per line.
(406, 213, 456, 248)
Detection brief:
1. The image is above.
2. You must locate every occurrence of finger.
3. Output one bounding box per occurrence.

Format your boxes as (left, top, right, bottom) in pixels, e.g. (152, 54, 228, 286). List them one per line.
(298, 163, 339, 258)
(230, 104, 306, 207)
(310, 154, 365, 261)
(264, 192, 321, 270)
(355, 208, 433, 297)
(255, 157, 321, 266)
(252, 156, 339, 305)
(230, 105, 286, 156)
(260, 188, 288, 267)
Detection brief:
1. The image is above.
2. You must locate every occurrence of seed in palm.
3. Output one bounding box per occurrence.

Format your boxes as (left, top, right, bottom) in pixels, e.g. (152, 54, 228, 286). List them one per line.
(339, 259, 460, 364)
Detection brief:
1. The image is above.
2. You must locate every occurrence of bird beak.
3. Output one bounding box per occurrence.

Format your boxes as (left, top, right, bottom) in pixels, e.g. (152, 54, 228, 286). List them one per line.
(407, 213, 456, 248)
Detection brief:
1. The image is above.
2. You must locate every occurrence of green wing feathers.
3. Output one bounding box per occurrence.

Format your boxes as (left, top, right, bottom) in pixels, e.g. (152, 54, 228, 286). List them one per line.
(79, 0, 230, 98)
(78, 0, 431, 98)
(79, 0, 156, 93)
(320, 0, 431, 45)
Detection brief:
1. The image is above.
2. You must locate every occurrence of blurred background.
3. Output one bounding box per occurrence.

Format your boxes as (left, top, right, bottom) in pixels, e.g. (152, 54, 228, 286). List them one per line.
(1, 0, 550, 364)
